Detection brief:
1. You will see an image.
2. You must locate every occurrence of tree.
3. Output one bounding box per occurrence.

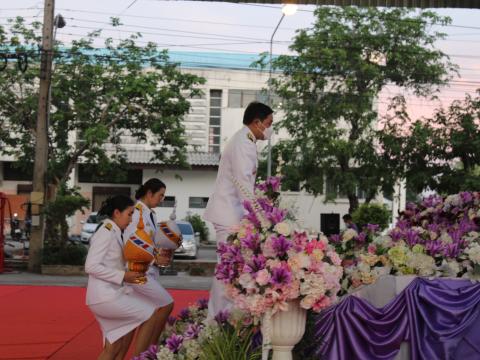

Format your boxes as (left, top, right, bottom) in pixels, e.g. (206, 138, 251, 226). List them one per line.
(380, 90, 480, 194)
(262, 7, 457, 213)
(0, 17, 205, 246)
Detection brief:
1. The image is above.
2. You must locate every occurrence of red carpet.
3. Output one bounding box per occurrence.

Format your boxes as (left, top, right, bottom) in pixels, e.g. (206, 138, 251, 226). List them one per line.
(0, 285, 209, 359)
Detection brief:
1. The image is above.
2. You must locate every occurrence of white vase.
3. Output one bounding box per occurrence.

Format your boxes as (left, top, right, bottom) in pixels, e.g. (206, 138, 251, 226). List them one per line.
(269, 300, 307, 360)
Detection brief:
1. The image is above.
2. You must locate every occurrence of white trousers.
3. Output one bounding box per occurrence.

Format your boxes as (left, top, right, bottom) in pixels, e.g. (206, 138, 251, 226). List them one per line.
(207, 224, 234, 319)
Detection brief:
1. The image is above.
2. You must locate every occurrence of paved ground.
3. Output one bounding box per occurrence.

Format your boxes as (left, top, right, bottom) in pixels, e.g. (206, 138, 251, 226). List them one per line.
(0, 271, 213, 290)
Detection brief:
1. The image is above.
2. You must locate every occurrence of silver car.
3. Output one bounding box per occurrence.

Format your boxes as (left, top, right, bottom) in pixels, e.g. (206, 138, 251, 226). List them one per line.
(80, 212, 100, 244)
(174, 221, 199, 259)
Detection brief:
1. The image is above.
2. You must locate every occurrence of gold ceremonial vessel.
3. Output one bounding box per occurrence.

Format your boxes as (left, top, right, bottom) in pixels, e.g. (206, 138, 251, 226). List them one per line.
(123, 208, 155, 284)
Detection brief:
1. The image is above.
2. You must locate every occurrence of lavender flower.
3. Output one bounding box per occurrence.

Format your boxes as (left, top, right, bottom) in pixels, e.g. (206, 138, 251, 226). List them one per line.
(184, 323, 202, 339)
(167, 316, 177, 326)
(366, 224, 380, 233)
(196, 298, 209, 310)
(244, 254, 267, 274)
(214, 309, 230, 325)
(240, 233, 260, 251)
(444, 243, 461, 259)
(425, 240, 444, 257)
(166, 334, 183, 353)
(270, 264, 292, 286)
(271, 235, 292, 257)
(243, 200, 261, 227)
(329, 234, 342, 244)
(390, 230, 403, 242)
(460, 192, 473, 204)
(356, 232, 367, 244)
(265, 207, 288, 224)
(179, 308, 191, 321)
(405, 229, 420, 247)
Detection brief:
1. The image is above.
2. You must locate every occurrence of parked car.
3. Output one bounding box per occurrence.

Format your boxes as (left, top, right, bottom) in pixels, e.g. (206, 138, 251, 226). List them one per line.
(80, 212, 100, 244)
(174, 221, 199, 259)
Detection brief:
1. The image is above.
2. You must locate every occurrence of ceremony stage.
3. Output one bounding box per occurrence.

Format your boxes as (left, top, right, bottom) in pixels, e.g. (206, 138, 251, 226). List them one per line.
(0, 285, 208, 359)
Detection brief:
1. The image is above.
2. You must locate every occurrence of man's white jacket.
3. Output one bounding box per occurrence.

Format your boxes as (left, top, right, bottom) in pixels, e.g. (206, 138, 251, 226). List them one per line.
(203, 126, 258, 227)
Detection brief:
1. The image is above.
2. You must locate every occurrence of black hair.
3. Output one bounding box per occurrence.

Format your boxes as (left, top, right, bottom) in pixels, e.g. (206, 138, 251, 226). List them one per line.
(242, 101, 273, 125)
(135, 178, 166, 200)
(98, 195, 134, 218)
(343, 214, 353, 221)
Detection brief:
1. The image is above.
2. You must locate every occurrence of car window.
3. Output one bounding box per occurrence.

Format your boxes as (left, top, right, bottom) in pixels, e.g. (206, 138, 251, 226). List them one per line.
(86, 214, 99, 224)
(177, 223, 194, 235)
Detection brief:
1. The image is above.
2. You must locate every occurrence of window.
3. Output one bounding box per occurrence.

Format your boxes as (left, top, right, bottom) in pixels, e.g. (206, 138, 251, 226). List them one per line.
(3, 162, 33, 181)
(78, 165, 142, 184)
(189, 197, 209, 209)
(177, 223, 194, 235)
(228, 89, 282, 108)
(92, 187, 131, 211)
(209, 90, 222, 153)
(159, 196, 176, 208)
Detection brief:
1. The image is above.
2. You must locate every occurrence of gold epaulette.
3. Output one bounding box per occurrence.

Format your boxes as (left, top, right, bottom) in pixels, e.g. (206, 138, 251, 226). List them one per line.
(135, 203, 142, 211)
(247, 132, 256, 143)
(104, 223, 112, 231)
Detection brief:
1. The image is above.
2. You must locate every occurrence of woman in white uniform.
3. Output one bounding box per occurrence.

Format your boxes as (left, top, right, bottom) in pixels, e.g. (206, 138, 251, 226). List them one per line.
(85, 195, 165, 359)
(124, 178, 174, 347)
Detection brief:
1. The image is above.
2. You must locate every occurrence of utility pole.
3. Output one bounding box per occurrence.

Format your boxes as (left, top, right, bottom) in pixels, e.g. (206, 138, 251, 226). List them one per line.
(29, 0, 55, 272)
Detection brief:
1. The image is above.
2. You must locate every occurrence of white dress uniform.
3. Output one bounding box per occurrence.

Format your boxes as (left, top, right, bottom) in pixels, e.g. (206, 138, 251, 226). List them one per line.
(85, 219, 156, 344)
(203, 126, 258, 318)
(124, 201, 174, 308)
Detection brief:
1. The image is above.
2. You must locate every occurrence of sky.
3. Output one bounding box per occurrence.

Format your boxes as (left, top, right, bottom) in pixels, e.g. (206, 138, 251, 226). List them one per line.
(1, 0, 480, 121)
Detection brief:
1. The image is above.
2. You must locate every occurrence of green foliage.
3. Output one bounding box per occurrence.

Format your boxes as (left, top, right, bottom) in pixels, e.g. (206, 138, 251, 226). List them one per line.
(43, 186, 90, 248)
(43, 242, 88, 265)
(352, 203, 391, 231)
(0, 17, 204, 247)
(199, 322, 261, 360)
(381, 91, 480, 194)
(184, 213, 210, 242)
(259, 7, 456, 213)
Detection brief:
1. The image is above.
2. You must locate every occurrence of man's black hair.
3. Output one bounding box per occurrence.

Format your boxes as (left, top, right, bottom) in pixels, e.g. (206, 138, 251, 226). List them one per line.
(343, 214, 353, 221)
(243, 101, 273, 125)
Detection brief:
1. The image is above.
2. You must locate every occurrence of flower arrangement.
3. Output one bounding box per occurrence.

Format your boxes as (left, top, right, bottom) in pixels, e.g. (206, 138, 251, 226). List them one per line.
(215, 176, 343, 317)
(336, 192, 480, 293)
(133, 298, 261, 360)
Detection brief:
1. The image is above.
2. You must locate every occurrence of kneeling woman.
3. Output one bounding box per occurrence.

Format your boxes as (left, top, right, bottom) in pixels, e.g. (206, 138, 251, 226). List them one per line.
(85, 195, 165, 359)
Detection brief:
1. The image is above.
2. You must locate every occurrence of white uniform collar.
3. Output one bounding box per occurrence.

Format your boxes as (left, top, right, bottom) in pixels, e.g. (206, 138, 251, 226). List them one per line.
(104, 218, 121, 233)
(244, 126, 257, 144)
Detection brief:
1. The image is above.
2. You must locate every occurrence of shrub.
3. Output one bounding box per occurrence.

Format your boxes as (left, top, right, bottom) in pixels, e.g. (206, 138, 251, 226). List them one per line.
(43, 242, 88, 265)
(184, 213, 210, 243)
(352, 203, 391, 231)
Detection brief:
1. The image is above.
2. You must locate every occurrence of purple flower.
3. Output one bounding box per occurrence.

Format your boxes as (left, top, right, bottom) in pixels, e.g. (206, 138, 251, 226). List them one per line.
(215, 262, 238, 282)
(167, 316, 177, 326)
(196, 298, 208, 310)
(270, 264, 292, 286)
(425, 240, 444, 257)
(356, 232, 367, 244)
(422, 195, 442, 209)
(240, 233, 260, 251)
(178, 308, 190, 320)
(405, 229, 420, 247)
(166, 334, 183, 353)
(443, 243, 461, 259)
(329, 234, 341, 244)
(396, 220, 410, 231)
(390, 230, 403, 242)
(214, 309, 230, 325)
(184, 323, 202, 339)
(243, 201, 261, 227)
(244, 254, 266, 274)
(271, 235, 292, 257)
(366, 224, 380, 233)
(460, 192, 473, 204)
(266, 207, 288, 224)
(267, 176, 282, 192)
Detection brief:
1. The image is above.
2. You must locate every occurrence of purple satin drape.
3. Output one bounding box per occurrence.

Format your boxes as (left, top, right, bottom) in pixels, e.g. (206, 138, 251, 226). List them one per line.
(310, 278, 480, 360)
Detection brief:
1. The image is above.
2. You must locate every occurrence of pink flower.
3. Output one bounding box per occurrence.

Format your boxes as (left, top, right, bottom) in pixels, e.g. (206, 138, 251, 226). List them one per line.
(306, 239, 326, 254)
(368, 244, 377, 254)
(256, 269, 271, 286)
(327, 251, 342, 266)
(312, 296, 331, 312)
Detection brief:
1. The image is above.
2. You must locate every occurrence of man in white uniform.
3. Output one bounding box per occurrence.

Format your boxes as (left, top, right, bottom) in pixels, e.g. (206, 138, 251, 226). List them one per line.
(203, 101, 274, 318)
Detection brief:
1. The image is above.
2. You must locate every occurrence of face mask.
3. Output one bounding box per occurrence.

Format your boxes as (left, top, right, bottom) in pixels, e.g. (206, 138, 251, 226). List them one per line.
(262, 126, 274, 140)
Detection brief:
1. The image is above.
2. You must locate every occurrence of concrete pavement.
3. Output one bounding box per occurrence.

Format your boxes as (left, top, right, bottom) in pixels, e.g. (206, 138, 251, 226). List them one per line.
(0, 271, 213, 290)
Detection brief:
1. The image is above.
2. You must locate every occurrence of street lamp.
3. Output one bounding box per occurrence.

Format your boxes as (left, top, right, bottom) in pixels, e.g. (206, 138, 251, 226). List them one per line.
(267, 3, 297, 178)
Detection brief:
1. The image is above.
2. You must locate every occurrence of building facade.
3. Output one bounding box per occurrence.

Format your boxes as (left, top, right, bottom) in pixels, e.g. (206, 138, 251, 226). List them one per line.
(0, 51, 403, 240)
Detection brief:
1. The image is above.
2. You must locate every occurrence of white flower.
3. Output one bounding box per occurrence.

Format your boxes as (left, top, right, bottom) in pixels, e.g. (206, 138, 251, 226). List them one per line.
(183, 339, 202, 360)
(157, 347, 175, 360)
(406, 253, 436, 276)
(466, 243, 480, 264)
(342, 229, 358, 242)
(274, 222, 291, 236)
(238, 273, 257, 290)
